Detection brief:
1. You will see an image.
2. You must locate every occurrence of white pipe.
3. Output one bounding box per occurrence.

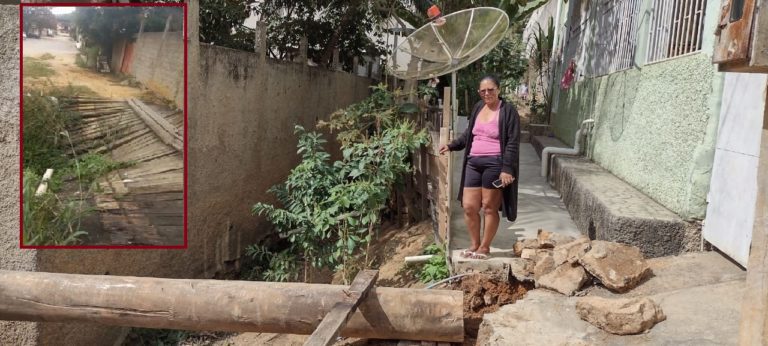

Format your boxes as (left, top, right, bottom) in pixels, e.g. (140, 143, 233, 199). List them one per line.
(541, 119, 594, 177)
(35, 169, 54, 196)
(404, 255, 435, 264)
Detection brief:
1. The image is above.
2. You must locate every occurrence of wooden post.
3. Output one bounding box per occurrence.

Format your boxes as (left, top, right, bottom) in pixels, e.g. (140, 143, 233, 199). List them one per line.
(738, 83, 768, 345)
(0, 270, 463, 342)
(304, 270, 378, 346)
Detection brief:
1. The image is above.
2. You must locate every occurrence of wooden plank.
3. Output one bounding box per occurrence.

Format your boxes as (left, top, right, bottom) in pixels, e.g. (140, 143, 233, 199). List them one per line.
(738, 84, 768, 345)
(127, 98, 183, 151)
(0, 270, 462, 342)
(304, 270, 379, 346)
(713, 0, 757, 64)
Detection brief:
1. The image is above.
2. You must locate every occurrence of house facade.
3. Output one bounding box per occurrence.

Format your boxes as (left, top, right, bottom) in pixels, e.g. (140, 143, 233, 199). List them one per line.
(531, 0, 767, 265)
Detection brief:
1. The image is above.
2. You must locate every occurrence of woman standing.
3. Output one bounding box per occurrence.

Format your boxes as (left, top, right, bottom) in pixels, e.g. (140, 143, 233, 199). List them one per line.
(439, 76, 520, 260)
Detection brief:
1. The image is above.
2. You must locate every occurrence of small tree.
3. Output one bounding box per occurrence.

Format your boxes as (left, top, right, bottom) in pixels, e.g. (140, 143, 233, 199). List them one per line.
(22, 7, 56, 36)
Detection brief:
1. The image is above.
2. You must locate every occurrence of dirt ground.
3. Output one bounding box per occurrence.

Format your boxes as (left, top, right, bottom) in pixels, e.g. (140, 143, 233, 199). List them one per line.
(451, 275, 533, 342)
(23, 35, 143, 99)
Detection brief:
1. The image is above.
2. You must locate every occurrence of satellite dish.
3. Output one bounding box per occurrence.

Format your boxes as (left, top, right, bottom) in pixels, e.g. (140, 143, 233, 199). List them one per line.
(388, 7, 510, 80)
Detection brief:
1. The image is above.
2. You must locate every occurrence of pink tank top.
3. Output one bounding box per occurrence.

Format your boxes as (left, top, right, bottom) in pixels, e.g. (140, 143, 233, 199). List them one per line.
(469, 107, 501, 156)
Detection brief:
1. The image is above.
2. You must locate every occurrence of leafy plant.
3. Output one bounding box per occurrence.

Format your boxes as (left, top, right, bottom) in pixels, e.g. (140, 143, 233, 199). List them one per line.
(527, 16, 556, 123)
(419, 243, 449, 283)
(252, 85, 429, 284)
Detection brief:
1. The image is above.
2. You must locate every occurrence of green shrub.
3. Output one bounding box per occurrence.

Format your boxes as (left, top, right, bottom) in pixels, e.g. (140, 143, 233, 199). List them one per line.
(251, 85, 429, 284)
(419, 243, 449, 283)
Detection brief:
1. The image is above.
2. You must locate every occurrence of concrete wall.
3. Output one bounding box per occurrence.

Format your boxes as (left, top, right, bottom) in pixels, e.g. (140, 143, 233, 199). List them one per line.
(190, 45, 373, 277)
(131, 31, 184, 108)
(552, 0, 724, 220)
(2, 2, 372, 344)
(0, 6, 39, 345)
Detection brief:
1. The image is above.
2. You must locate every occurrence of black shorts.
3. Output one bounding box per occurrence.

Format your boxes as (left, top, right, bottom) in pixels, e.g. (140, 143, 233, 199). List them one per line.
(464, 155, 502, 189)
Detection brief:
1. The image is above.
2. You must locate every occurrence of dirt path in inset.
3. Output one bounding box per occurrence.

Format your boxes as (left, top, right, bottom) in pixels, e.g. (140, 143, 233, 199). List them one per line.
(23, 36, 142, 99)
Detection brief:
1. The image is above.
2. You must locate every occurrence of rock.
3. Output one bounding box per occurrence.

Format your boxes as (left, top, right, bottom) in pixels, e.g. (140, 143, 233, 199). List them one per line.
(536, 262, 591, 296)
(579, 241, 651, 292)
(514, 238, 540, 256)
(575, 296, 666, 335)
(554, 237, 591, 266)
(476, 290, 596, 345)
(533, 251, 556, 281)
(520, 248, 537, 260)
(506, 257, 534, 283)
(484, 292, 497, 306)
(538, 229, 576, 248)
(471, 295, 484, 310)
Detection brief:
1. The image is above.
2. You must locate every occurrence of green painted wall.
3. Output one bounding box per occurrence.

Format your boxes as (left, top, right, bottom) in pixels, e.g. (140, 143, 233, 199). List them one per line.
(551, 0, 724, 220)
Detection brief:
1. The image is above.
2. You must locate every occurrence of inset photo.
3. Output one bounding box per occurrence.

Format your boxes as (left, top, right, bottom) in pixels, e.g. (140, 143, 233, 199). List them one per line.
(21, 4, 186, 248)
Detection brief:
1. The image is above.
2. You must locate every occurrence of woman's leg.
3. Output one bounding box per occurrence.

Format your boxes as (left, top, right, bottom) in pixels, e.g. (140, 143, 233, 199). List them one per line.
(462, 188, 482, 252)
(476, 188, 502, 255)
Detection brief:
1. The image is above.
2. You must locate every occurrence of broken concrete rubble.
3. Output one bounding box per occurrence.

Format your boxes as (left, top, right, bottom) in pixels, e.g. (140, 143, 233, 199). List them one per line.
(533, 250, 555, 281)
(514, 238, 540, 256)
(576, 296, 666, 335)
(579, 241, 651, 292)
(537, 229, 576, 248)
(536, 262, 591, 296)
(553, 237, 591, 266)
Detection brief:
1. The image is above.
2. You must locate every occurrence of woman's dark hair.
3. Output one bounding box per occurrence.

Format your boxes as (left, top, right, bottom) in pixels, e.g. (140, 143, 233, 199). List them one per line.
(479, 75, 501, 88)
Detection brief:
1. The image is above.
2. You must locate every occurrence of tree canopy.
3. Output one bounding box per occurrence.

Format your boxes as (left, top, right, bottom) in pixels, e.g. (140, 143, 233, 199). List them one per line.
(73, 7, 183, 57)
(22, 7, 57, 35)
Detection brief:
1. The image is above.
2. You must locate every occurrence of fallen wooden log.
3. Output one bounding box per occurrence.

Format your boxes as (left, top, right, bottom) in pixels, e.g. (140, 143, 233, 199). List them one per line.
(0, 270, 464, 342)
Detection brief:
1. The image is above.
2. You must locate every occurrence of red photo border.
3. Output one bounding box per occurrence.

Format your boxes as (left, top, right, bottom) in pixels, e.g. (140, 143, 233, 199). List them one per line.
(19, 2, 188, 249)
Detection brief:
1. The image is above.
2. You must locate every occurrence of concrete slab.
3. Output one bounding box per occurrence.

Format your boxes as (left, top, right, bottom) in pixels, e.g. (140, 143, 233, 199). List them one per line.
(531, 135, 569, 159)
(478, 252, 745, 345)
(552, 156, 700, 258)
(449, 143, 580, 272)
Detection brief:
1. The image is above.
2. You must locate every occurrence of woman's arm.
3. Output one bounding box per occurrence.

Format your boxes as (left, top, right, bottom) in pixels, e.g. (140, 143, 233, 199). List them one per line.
(447, 101, 483, 151)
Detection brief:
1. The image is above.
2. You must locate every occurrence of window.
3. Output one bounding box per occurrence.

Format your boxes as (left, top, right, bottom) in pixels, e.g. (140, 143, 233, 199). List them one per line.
(647, 0, 708, 63)
(589, 0, 642, 77)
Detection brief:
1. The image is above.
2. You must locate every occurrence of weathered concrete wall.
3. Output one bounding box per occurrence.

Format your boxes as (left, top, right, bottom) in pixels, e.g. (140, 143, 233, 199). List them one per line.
(131, 31, 184, 108)
(0, 6, 39, 345)
(190, 44, 373, 277)
(552, 0, 724, 220)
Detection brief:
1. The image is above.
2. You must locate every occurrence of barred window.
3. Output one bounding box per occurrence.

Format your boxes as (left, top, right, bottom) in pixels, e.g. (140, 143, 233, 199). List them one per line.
(647, 0, 708, 63)
(587, 0, 642, 77)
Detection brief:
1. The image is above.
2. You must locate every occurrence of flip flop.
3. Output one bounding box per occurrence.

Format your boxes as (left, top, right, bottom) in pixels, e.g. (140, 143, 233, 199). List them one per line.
(471, 252, 490, 260)
(460, 249, 476, 258)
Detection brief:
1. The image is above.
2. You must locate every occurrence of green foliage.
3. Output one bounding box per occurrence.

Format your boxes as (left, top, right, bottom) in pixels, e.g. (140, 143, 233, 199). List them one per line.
(22, 87, 81, 173)
(74, 7, 183, 60)
(456, 26, 528, 115)
(67, 153, 134, 190)
(527, 16, 555, 123)
(23, 169, 89, 246)
(200, 0, 256, 51)
(253, 0, 388, 69)
(23, 58, 55, 79)
(22, 7, 56, 35)
(419, 243, 449, 283)
(252, 85, 429, 284)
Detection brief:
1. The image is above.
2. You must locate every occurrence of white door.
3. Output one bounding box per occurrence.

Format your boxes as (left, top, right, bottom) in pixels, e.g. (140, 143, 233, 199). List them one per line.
(703, 73, 767, 266)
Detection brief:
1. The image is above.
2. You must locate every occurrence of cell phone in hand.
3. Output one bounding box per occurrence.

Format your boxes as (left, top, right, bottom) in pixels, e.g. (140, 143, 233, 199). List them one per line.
(492, 179, 503, 188)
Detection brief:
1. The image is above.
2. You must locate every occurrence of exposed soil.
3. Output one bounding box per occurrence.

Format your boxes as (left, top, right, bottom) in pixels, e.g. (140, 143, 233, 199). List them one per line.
(23, 35, 144, 99)
(450, 274, 534, 342)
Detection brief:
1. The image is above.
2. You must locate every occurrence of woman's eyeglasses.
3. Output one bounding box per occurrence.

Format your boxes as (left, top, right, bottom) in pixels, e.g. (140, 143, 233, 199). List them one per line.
(478, 88, 497, 95)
